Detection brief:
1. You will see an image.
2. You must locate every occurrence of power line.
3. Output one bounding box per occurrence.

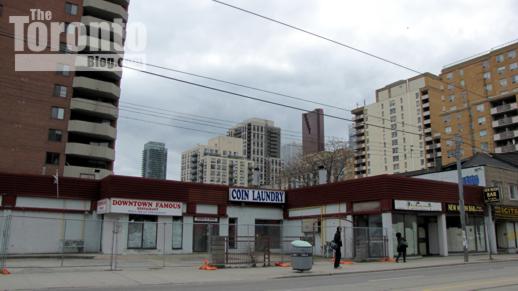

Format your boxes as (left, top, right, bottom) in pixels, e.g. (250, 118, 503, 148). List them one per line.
(212, 0, 422, 74)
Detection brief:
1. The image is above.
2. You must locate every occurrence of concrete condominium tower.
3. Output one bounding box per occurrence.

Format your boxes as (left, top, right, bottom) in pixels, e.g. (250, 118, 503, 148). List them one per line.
(302, 109, 325, 155)
(180, 136, 254, 186)
(0, 0, 130, 179)
(142, 142, 168, 180)
(353, 73, 444, 177)
(228, 118, 282, 188)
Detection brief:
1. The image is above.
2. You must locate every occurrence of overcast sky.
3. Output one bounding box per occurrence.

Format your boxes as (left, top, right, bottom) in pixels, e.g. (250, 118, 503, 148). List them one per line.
(114, 0, 518, 180)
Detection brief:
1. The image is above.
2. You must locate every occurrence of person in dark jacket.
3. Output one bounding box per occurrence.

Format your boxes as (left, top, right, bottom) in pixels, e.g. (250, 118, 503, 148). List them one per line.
(333, 227, 343, 268)
(396, 232, 407, 263)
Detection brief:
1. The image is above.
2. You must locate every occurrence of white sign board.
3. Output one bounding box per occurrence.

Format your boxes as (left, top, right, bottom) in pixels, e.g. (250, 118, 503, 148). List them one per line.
(97, 198, 182, 216)
(229, 188, 285, 204)
(394, 200, 442, 212)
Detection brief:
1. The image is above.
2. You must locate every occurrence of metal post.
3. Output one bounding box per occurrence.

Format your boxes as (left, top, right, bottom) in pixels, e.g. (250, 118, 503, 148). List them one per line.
(162, 222, 166, 268)
(1, 215, 12, 270)
(455, 134, 469, 263)
(60, 218, 67, 267)
(487, 204, 493, 260)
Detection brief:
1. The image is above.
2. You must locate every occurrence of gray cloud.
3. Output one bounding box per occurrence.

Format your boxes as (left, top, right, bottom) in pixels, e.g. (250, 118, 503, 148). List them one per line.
(115, 0, 518, 179)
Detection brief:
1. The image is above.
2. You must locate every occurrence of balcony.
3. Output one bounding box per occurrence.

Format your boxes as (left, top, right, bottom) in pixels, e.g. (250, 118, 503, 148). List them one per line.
(70, 98, 118, 119)
(491, 103, 517, 115)
(63, 165, 112, 179)
(494, 130, 518, 141)
(66, 143, 115, 161)
(68, 120, 116, 140)
(422, 94, 429, 100)
(83, 0, 128, 21)
(424, 119, 431, 125)
(424, 128, 432, 133)
(73, 76, 120, 100)
(492, 116, 518, 128)
(422, 102, 430, 109)
(356, 166, 366, 172)
(81, 15, 124, 38)
(495, 144, 518, 154)
(354, 158, 366, 165)
(423, 111, 430, 117)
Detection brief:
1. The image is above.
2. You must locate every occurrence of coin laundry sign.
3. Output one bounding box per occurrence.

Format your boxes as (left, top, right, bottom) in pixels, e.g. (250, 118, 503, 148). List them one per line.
(97, 198, 182, 216)
(229, 188, 285, 204)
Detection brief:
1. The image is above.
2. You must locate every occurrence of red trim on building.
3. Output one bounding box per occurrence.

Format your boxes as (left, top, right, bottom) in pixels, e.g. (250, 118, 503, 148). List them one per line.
(0, 173, 485, 215)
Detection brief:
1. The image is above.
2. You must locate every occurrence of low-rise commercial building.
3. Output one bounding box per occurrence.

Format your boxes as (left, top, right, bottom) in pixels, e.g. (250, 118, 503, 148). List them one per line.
(0, 171, 494, 260)
(409, 152, 518, 254)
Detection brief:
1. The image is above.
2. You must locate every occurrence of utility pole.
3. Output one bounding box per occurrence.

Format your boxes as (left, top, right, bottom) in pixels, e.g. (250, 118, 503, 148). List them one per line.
(455, 134, 469, 262)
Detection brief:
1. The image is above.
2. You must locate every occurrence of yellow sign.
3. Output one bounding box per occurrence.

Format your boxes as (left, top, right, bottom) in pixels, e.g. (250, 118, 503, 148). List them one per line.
(495, 206, 518, 219)
(447, 204, 484, 213)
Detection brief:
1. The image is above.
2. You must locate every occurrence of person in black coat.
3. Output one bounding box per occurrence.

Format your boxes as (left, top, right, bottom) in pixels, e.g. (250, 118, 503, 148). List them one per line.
(396, 232, 408, 263)
(333, 227, 343, 268)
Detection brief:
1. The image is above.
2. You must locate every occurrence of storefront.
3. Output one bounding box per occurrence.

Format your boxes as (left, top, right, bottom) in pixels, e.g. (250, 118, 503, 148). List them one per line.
(495, 206, 518, 253)
(97, 197, 183, 253)
(445, 203, 486, 253)
(392, 200, 443, 256)
(228, 187, 285, 251)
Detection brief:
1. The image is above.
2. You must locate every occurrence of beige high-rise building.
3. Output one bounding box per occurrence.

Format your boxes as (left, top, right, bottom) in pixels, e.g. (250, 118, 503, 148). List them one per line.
(181, 136, 254, 186)
(353, 73, 443, 177)
(439, 41, 518, 165)
(228, 118, 282, 188)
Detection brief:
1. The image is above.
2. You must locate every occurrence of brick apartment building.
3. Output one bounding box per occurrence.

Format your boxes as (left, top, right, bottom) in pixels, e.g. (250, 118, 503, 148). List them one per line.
(0, 0, 130, 179)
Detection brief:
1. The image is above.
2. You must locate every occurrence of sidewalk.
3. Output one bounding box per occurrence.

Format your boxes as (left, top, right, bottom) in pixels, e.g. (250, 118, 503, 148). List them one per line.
(1, 254, 517, 290)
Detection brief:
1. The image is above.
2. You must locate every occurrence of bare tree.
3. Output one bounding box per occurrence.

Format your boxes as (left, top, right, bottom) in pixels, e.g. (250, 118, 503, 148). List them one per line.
(280, 139, 354, 189)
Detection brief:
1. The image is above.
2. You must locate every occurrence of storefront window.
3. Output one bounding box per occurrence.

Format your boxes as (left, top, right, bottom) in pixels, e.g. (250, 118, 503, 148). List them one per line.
(255, 219, 281, 250)
(127, 215, 157, 249)
(172, 217, 183, 250)
(446, 216, 486, 253)
(392, 214, 418, 256)
(229, 218, 237, 249)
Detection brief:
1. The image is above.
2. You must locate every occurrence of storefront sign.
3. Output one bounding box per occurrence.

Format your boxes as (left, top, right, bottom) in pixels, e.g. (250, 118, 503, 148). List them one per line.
(495, 206, 518, 220)
(483, 187, 501, 203)
(394, 200, 442, 212)
(194, 217, 219, 223)
(229, 188, 285, 204)
(446, 204, 484, 213)
(97, 198, 182, 216)
(353, 201, 380, 212)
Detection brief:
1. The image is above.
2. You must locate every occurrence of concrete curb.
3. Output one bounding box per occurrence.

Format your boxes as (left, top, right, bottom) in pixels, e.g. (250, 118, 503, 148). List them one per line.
(276, 258, 518, 279)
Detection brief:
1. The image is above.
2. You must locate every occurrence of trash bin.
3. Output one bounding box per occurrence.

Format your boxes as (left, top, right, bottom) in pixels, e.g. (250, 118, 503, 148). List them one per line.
(291, 240, 313, 272)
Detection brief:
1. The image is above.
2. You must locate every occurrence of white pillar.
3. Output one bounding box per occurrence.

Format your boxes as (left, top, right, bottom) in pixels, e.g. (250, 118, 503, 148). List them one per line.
(219, 217, 229, 236)
(344, 215, 354, 259)
(484, 212, 497, 254)
(438, 213, 448, 256)
(382, 212, 394, 258)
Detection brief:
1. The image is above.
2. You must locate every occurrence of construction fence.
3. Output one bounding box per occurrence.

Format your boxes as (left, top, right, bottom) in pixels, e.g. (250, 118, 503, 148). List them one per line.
(0, 214, 389, 270)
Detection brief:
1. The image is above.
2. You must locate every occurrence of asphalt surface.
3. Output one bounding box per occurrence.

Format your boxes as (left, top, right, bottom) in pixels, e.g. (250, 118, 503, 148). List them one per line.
(39, 260, 518, 291)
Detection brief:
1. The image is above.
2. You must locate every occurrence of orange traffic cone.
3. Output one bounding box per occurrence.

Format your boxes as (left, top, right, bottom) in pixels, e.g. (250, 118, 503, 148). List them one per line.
(380, 257, 396, 262)
(275, 262, 290, 267)
(199, 259, 218, 271)
(1, 268, 10, 275)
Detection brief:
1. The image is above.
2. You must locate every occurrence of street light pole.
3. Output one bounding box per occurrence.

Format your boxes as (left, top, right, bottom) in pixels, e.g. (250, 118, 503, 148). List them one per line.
(455, 134, 469, 263)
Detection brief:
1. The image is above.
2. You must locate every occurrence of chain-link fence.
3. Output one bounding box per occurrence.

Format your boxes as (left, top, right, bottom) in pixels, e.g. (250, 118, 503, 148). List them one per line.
(0, 215, 388, 270)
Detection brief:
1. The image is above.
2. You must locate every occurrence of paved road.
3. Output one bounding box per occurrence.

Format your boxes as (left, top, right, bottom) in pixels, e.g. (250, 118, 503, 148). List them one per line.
(49, 261, 518, 291)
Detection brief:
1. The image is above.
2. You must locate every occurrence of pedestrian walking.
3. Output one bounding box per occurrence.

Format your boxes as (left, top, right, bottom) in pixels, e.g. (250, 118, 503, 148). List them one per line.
(396, 232, 408, 263)
(333, 227, 342, 268)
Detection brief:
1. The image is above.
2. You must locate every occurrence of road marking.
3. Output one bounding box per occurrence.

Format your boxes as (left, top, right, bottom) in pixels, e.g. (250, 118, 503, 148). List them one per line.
(370, 275, 424, 282)
(423, 276, 518, 291)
